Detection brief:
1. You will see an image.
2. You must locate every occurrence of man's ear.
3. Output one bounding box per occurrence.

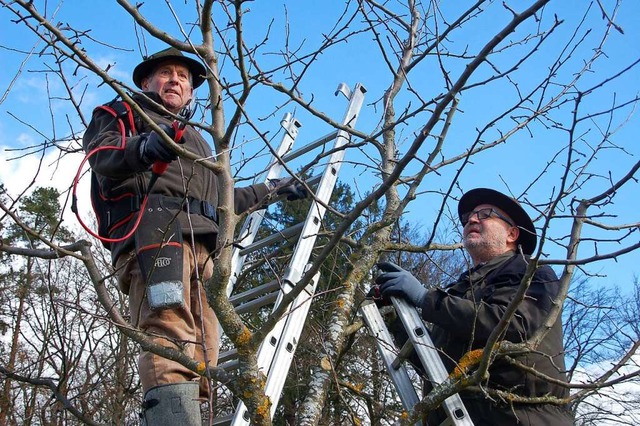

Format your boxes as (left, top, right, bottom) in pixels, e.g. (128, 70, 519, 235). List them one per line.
(507, 226, 520, 245)
(141, 78, 149, 91)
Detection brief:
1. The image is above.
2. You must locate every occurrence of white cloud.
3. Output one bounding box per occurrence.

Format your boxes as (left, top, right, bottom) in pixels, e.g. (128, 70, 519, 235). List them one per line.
(573, 353, 640, 425)
(16, 132, 35, 147)
(1, 144, 93, 237)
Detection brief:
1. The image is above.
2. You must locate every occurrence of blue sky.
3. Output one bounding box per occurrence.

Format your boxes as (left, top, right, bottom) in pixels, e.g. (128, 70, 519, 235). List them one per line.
(1, 1, 639, 290)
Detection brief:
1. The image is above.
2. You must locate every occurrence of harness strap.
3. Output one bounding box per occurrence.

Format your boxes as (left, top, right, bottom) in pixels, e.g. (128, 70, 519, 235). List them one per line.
(96, 98, 138, 137)
(104, 195, 218, 235)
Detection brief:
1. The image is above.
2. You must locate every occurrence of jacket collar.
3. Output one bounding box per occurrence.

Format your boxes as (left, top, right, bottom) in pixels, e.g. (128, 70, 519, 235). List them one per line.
(462, 251, 516, 285)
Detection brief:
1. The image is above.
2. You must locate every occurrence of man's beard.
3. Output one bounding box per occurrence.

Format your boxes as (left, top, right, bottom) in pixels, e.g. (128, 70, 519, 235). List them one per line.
(464, 231, 506, 263)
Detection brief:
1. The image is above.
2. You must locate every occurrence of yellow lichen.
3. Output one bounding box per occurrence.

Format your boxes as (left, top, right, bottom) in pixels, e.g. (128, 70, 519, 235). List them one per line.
(256, 397, 271, 418)
(450, 348, 484, 379)
(237, 325, 252, 346)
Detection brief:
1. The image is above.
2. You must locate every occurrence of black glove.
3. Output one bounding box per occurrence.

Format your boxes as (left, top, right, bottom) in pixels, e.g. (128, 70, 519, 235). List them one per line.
(375, 262, 428, 307)
(139, 123, 178, 166)
(268, 177, 308, 201)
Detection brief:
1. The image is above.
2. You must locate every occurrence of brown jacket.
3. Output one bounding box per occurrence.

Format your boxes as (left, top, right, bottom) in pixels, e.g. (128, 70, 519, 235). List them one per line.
(83, 92, 270, 264)
(419, 253, 573, 425)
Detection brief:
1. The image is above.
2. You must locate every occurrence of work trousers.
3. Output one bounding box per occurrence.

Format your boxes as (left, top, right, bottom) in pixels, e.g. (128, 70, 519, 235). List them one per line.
(116, 240, 220, 399)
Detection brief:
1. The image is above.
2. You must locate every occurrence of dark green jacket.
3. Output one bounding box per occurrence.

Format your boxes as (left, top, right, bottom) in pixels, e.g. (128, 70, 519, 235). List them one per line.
(83, 92, 270, 264)
(420, 254, 573, 425)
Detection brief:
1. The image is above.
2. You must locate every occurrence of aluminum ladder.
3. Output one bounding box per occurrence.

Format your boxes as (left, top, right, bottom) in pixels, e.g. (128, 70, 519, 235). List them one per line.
(360, 297, 474, 425)
(213, 82, 367, 425)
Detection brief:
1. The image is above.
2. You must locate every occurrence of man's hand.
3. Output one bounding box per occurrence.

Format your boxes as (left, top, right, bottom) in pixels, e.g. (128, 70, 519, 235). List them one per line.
(139, 124, 178, 167)
(268, 177, 308, 201)
(375, 262, 428, 307)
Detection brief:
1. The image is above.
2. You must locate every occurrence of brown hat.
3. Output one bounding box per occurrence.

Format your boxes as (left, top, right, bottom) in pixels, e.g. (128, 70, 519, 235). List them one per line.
(132, 47, 206, 89)
(458, 188, 537, 255)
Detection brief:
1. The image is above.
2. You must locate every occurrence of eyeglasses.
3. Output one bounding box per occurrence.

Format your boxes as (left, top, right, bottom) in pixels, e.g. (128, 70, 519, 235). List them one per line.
(460, 207, 514, 227)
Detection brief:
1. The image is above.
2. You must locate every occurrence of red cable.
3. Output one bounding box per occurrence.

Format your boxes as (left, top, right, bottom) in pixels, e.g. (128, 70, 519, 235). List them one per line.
(72, 110, 151, 244)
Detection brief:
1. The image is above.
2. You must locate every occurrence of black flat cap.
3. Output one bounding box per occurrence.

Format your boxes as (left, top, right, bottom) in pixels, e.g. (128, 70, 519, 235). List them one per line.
(458, 188, 537, 255)
(132, 47, 206, 89)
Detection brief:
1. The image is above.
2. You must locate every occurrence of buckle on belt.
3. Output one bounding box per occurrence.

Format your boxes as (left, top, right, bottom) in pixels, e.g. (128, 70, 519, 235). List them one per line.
(185, 197, 217, 223)
(201, 201, 217, 222)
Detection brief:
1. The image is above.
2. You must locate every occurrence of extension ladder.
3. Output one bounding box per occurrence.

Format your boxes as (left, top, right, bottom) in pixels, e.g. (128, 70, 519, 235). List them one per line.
(213, 83, 367, 425)
(360, 297, 474, 425)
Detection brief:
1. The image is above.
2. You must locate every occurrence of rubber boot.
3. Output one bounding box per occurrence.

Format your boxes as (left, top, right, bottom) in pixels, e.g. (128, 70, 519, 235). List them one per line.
(141, 382, 201, 426)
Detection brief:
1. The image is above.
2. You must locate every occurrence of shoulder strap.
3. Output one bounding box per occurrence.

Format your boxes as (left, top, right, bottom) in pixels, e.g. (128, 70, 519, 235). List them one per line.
(95, 97, 139, 137)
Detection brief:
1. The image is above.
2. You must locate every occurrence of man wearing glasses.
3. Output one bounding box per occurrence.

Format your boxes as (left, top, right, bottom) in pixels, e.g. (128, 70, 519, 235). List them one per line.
(375, 188, 572, 425)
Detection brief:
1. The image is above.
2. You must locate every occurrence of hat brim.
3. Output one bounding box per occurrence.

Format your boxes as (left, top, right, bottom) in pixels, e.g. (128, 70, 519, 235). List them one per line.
(458, 188, 537, 255)
(133, 54, 206, 89)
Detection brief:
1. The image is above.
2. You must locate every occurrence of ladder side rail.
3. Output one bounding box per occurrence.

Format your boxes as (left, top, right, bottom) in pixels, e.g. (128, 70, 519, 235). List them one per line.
(218, 114, 301, 404)
(227, 113, 300, 295)
(230, 83, 366, 425)
(360, 301, 421, 410)
(226, 113, 302, 298)
(252, 83, 366, 374)
(392, 298, 474, 426)
(263, 272, 320, 418)
(231, 271, 320, 425)
(276, 83, 367, 290)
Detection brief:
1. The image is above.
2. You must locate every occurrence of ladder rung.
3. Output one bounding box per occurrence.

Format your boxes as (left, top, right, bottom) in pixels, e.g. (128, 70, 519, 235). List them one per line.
(234, 292, 279, 315)
(392, 339, 415, 370)
(218, 358, 239, 372)
(230, 280, 280, 306)
(212, 414, 232, 426)
(306, 173, 322, 188)
(281, 130, 339, 163)
(218, 348, 237, 365)
(238, 222, 304, 256)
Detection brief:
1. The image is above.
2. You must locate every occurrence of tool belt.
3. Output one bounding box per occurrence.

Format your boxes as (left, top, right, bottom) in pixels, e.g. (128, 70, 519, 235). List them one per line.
(97, 193, 218, 245)
(160, 196, 218, 223)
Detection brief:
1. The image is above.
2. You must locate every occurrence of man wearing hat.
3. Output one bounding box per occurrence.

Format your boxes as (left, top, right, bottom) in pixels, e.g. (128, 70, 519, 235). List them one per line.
(375, 188, 572, 425)
(83, 47, 306, 425)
